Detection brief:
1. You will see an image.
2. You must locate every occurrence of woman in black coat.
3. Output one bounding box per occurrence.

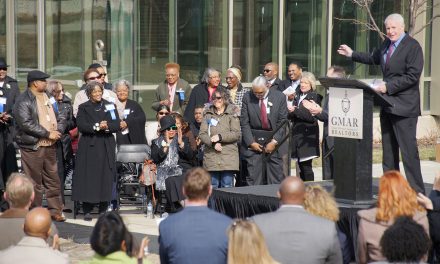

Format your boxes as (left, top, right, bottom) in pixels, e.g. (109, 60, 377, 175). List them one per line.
(72, 81, 120, 221)
(114, 80, 147, 145)
(151, 115, 193, 212)
(288, 72, 321, 182)
(47, 80, 76, 207)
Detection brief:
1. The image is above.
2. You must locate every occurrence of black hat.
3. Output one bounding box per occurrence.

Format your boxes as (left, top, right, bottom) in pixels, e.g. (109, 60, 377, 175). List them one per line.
(160, 115, 176, 132)
(27, 70, 50, 83)
(0, 58, 9, 68)
(88, 63, 102, 69)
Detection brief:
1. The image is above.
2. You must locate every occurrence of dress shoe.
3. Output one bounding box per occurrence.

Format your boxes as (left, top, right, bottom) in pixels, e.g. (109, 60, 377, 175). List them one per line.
(84, 213, 92, 221)
(51, 214, 66, 222)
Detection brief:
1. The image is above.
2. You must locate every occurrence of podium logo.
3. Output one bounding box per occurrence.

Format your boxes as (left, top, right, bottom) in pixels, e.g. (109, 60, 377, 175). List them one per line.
(341, 90, 350, 115)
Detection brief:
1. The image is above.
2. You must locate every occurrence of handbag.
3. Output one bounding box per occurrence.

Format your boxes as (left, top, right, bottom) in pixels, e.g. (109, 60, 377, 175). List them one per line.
(140, 159, 157, 186)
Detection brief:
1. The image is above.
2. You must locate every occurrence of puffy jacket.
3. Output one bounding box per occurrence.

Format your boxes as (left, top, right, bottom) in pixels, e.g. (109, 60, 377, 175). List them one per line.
(13, 88, 67, 150)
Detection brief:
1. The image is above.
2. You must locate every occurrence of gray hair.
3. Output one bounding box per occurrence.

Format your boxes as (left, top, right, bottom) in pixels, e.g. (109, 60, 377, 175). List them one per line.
(114, 79, 132, 93)
(384, 13, 405, 27)
(252, 75, 268, 90)
(85, 81, 104, 98)
(213, 86, 231, 105)
(301, 72, 317, 91)
(201, 67, 220, 83)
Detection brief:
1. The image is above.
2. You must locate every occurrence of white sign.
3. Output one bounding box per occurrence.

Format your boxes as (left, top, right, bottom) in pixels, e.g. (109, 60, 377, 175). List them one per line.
(328, 87, 363, 139)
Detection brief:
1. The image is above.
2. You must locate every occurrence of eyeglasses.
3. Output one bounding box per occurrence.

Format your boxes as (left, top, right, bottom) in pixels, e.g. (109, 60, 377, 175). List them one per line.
(166, 125, 178, 131)
(225, 77, 235, 80)
(263, 69, 271, 73)
(213, 96, 223, 101)
(0, 67, 7, 71)
(158, 112, 169, 116)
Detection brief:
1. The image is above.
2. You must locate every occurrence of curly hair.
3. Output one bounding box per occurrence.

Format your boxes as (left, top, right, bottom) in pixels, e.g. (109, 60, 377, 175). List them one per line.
(380, 216, 430, 262)
(376, 170, 424, 222)
(304, 184, 340, 222)
(85, 81, 104, 99)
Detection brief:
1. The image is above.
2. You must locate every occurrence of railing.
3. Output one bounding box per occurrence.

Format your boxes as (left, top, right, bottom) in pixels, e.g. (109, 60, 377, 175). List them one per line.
(262, 120, 293, 181)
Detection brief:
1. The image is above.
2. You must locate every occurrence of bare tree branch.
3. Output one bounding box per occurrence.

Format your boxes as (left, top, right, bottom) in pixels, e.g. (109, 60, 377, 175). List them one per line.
(412, 14, 440, 36)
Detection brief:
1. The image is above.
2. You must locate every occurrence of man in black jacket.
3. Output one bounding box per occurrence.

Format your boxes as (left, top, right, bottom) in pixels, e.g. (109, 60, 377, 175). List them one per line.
(13, 70, 66, 222)
(0, 58, 20, 211)
(338, 13, 425, 193)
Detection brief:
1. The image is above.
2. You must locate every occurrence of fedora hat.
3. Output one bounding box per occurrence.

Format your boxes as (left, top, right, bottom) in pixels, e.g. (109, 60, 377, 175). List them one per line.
(159, 115, 176, 132)
(0, 58, 9, 68)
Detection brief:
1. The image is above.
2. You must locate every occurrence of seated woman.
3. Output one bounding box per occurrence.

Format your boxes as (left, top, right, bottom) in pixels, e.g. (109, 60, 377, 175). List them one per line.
(304, 184, 353, 264)
(289, 72, 321, 182)
(151, 115, 193, 213)
(114, 80, 147, 145)
(357, 170, 429, 264)
(227, 219, 279, 264)
(82, 212, 150, 264)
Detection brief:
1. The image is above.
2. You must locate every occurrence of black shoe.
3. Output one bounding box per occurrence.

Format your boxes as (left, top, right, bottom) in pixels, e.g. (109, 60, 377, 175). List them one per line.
(84, 213, 92, 221)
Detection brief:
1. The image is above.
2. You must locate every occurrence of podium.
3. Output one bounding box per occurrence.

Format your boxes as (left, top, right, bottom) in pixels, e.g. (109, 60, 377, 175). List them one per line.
(319, 78, 391, 204)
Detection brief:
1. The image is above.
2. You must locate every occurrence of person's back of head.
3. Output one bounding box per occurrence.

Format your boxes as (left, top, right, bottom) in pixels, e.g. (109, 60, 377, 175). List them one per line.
(304, 185, 340, 222)
(4, 173, 34, 209)
(376, 170, 423, 222)
(90, 212, 133, 257)
(380, 216, 430, 263)
(228, 219, 278, 264)
(278, 176, 305, 205)
(327, 65, 346, 78)
(183, 167, 212, 203)
(23, 207, 52, 240)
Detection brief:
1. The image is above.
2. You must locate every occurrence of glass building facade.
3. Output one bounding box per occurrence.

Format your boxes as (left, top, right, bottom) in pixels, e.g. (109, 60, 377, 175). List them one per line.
(1, 0, 437, 119)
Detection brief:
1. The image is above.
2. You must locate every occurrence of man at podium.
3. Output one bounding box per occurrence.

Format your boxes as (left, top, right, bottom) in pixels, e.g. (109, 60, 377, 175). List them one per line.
(337, 13, 425, 194)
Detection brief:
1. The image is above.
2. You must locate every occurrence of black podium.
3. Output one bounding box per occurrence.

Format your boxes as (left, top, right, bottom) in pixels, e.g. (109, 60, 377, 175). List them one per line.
(319, 78, 391, 204)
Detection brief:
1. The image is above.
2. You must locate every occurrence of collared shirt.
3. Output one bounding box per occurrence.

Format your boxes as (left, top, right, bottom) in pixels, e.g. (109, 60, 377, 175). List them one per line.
(291, 79, 300, 90)
(168, 82, 177, 111)
(258, 90, 270, 108)
(383, 32, 406, 62)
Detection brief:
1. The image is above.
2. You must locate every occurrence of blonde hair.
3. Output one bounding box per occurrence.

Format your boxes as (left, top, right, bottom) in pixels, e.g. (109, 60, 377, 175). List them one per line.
(304, 185, 340, 222)
(228, 219, 279, 264)
(300, 71, 317, 91)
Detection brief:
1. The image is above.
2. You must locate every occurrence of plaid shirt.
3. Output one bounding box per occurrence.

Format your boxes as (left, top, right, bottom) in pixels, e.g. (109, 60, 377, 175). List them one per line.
(231, 84, 250, 110)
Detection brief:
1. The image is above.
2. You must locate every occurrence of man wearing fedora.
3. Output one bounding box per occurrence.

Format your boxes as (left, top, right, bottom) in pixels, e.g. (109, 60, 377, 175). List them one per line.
(13, 70, 66, 222)
(0, 58, 20, 211)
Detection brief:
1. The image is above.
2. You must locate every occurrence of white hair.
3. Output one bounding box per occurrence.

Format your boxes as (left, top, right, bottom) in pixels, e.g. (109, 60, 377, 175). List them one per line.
(252, 75, 268, 90)
(114, 79, 132, 92)
(384, 13, 405, 27)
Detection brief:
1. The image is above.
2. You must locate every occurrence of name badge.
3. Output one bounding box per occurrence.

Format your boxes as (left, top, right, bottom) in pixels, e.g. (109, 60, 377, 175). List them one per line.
(105, 104, 115, 111)
(0, 97, 7, 105)
(209, 118, 218, 126)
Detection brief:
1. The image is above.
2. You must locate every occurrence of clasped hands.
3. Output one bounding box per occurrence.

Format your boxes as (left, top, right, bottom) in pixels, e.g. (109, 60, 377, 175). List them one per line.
(249, 141, 276, 154)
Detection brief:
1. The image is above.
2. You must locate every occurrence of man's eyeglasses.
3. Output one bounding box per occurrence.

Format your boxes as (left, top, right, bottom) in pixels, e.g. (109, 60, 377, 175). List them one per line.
(263, 69, 271, 73)
(158, 112, 169, 116)
(166, 125, 178, 131)
(213, 96, 223, 101)
(0, 67, 7, 71)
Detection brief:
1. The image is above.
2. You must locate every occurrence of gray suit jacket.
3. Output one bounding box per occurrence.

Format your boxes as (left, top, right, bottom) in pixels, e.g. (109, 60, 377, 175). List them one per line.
(252, 206, 342, 264)
(0, 236, 69, 264)
(152, 78, 192, 114)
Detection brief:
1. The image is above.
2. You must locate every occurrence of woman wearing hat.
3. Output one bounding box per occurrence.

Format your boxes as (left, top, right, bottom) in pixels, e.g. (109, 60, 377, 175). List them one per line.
(225, 66, 249, 110)
(72, 81, 120, 221)
(151, 115, 194, 212)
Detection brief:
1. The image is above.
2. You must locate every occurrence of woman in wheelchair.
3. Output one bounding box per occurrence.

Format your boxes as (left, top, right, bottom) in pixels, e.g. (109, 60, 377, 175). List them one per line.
(151, 115, 194, 213)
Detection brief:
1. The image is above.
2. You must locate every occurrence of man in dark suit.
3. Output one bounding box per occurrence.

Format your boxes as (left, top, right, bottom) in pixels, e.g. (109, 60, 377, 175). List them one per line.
(263, 62, 281, 91)
(240, 76, 288, 185)
(159, 167, 232, 264)
(152, 62, 192, 114)
(338, 13, 425, 193)
(252, 177, 342, 264)
(278, 61, 303, 93)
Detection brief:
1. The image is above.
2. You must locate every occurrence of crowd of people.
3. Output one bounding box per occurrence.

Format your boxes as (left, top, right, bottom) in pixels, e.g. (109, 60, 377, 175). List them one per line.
(0, 11, 437, 264)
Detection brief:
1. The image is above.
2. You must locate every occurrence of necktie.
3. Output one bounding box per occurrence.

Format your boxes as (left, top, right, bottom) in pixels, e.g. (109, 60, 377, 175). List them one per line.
(385, 42, 395, 66)
(260, 99, 269, 129)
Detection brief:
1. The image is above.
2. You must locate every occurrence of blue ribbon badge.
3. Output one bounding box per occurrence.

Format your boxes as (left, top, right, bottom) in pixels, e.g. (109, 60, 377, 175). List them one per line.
(49, 97, 58, 113)
(105, 104, 117, 120)
(0, 97, 6, 113)
(177, 89, 185, 100)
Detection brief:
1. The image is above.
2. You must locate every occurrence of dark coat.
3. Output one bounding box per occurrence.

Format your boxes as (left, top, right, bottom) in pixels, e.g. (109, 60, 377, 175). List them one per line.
(13, 89, 67, 150)
(428, 190, 440, 261)
(152, 78, 192, 114)
(289, 91, 321, 159)
(351, 34, 423, 117)
(72, 99, 120, 203)
(269, 78, 282, 92)
(116, 99, 147, 145)
(183, 82, 227, 124)
(151, 136, 194, 174)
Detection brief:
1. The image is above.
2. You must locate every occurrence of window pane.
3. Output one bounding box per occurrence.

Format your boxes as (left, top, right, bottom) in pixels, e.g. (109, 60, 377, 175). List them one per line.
(233, 0, 278, 82)
(0, 0, 5, 58)
(284, 0, 327, 77)
(45, 0, 84, 81)
(15, 0, 38, 81)
(177, 0, 229, 83)
(136, 0, 170, 85)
